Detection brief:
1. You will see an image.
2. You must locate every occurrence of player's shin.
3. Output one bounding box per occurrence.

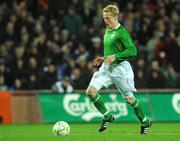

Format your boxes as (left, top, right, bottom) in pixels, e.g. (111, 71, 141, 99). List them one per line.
(131, 99, 148, 124)
(88, 93, 112, 120)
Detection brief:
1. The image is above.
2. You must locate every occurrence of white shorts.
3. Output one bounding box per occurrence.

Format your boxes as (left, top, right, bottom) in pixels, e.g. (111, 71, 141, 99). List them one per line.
(89, 61, 137, 98)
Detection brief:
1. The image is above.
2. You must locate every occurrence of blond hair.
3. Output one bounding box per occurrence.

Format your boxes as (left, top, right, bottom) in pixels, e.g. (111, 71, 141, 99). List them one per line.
(103, 4, 119, 16)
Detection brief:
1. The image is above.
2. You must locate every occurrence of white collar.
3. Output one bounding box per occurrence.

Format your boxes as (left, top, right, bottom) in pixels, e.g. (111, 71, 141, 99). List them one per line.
(115, 23, 121, 29)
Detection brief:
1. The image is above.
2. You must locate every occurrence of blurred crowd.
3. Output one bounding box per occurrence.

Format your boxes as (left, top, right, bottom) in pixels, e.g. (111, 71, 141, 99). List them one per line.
(0, 0, 180, 91)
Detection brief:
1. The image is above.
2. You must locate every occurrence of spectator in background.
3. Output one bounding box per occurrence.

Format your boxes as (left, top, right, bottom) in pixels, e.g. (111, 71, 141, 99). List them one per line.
(90, 36, 102, 56)
(51, 76, 74, 93)
(13, 47, 26, 65)
(92, 1, 103, 30)
(134, 58, 147, 88)
(74, 43, 89, 61)
(80, 0, 95, 27)
(13, 78, 24, 90)
(135, 70, 147, 89)
(0, 59, 11, 86)
(147, 60, 167, 88)
(40, 63, 57, 89)
(70, 67, 82, 89)
(134, 58, 146, 73)
(48, 0, 68, 19)
(24, 73, 40, 90)
(27, 0, 42, 18)
(77, 59, 91, 88)
(163, 64, 177, 88)
(0, 75, 8, 90)
(4, 14, 18, 42)
(0, 43, 13, 66)
(62, 6, 83, 37)
(171, 35, 180, 73)
(11, 59, 26, 84)
(146, 32, 161, 61)
(26, 57, 39, 75)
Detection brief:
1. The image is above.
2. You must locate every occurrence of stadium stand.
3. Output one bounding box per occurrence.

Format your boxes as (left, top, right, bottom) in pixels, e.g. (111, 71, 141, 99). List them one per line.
(0, 0, 179, 90)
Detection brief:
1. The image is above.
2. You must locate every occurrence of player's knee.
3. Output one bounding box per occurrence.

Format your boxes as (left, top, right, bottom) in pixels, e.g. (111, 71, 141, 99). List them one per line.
(125, 96, 135, 105)
(86, 86, 98, 97)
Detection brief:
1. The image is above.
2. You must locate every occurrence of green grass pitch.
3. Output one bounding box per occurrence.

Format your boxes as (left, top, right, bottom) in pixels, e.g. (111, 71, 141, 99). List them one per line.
(0, 122, 180, 141)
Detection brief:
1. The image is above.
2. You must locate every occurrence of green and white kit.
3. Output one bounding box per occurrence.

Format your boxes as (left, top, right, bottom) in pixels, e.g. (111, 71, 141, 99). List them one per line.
(90, 24, 137, 98)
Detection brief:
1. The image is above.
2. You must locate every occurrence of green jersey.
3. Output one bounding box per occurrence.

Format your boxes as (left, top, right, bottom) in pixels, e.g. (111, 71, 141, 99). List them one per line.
(103, 25, 137, 62)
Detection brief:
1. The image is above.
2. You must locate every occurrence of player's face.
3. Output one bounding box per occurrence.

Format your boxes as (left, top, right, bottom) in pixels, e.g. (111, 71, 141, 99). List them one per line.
(103, 12, 117, 29)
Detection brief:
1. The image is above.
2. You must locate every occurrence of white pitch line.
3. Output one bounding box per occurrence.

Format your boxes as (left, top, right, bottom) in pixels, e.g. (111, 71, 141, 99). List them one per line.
(0, 132, 180, 138)
(69, 133, 180, 136)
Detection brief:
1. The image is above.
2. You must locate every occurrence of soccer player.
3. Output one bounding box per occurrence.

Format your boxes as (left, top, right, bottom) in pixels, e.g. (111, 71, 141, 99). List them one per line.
(86, 4, 152, 134)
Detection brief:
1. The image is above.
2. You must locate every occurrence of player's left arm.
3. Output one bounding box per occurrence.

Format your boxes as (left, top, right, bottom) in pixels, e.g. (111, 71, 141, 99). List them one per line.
(104, 28, 137, 64)
(114, 28, 137, 60)
(104, 27, 137, 64)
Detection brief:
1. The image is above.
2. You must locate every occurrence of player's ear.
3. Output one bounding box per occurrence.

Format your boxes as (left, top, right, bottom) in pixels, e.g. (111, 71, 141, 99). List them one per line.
(112, 14, 118, 20)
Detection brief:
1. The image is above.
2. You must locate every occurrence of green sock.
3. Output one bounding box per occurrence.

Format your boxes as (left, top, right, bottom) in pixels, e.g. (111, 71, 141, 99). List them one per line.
(89, 93, 112, 120)
(131, 99, 147, 123)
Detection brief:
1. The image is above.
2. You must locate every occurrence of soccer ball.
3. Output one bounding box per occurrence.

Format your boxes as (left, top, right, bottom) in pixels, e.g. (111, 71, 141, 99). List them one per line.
(53, 121, 70, 136)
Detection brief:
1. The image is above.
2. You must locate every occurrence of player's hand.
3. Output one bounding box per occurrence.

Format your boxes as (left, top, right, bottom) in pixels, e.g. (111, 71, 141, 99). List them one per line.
(104, 55, 116, 64)
(92, 57, 104, 67)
